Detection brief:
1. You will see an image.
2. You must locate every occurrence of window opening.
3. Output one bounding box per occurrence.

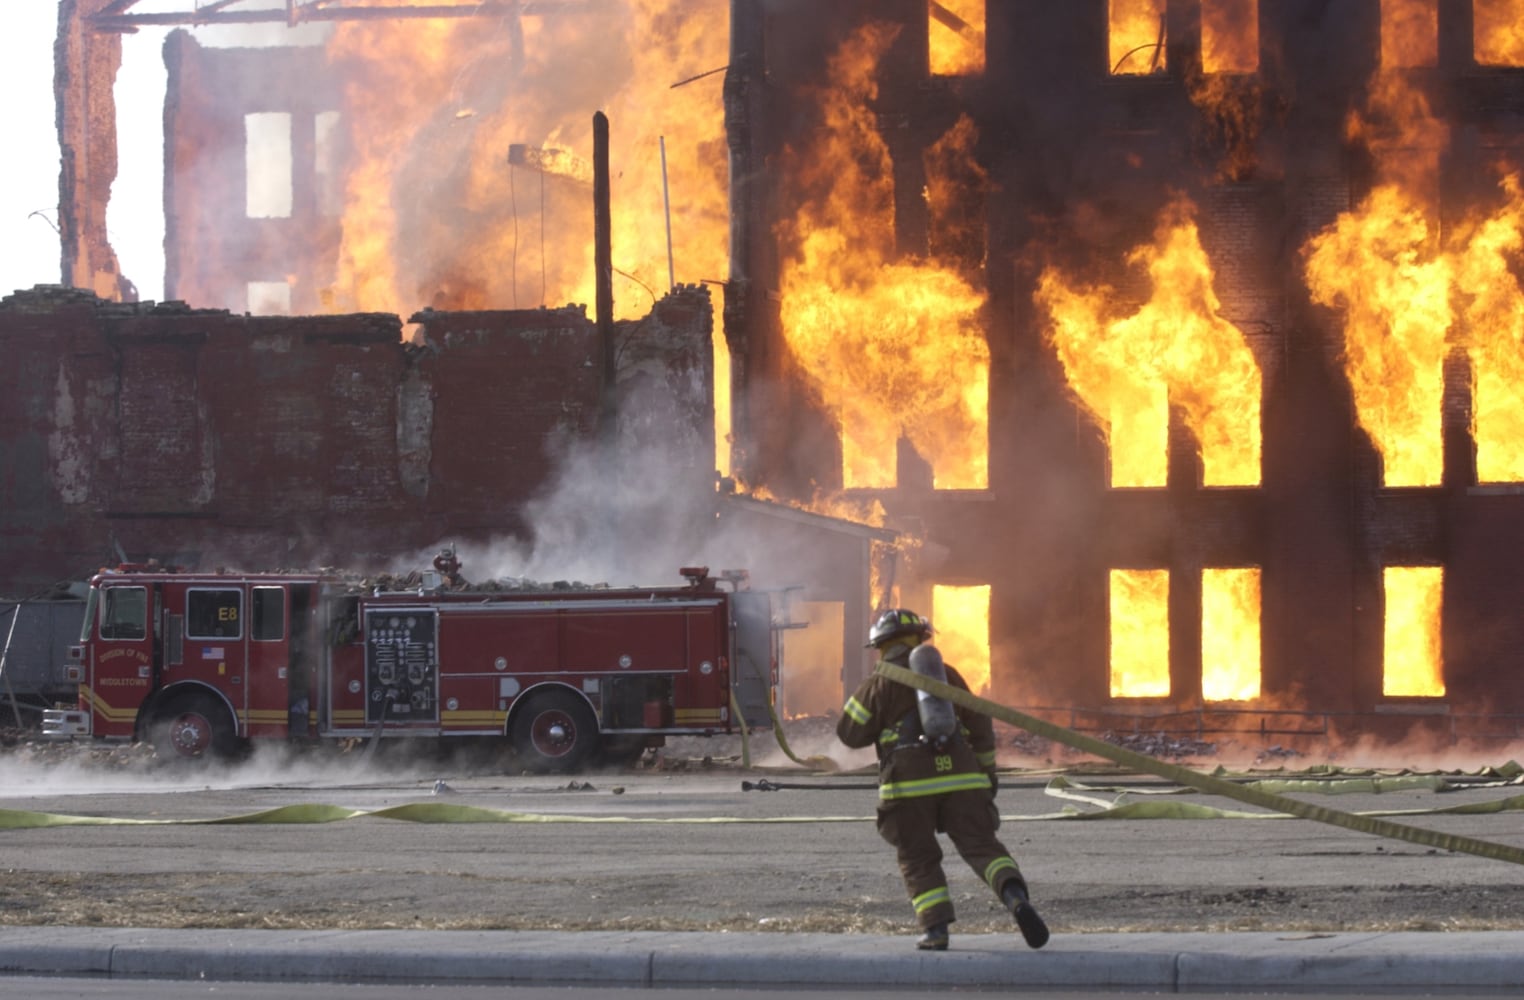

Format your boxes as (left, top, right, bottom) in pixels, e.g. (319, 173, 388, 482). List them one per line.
(187, 588, 243, 640)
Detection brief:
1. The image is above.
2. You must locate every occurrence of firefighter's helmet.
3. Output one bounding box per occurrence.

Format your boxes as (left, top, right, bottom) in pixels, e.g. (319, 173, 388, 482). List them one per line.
(865, 609, 932, 648)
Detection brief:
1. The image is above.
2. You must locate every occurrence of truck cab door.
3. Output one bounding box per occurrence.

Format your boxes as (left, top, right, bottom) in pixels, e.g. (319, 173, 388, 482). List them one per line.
(88, 584, 156, 737)
(730, 590, 776, 729)
(245, 585, 293, 737)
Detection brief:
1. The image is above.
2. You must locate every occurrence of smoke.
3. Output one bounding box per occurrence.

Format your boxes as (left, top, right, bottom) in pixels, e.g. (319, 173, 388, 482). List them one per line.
(0, 738, 458, 801)
(450, 433, 718, 588)
(442, 427, 851, 600)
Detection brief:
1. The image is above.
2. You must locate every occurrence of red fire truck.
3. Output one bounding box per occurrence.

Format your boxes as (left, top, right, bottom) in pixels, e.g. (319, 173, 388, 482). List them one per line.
(41, 557, 781, 772)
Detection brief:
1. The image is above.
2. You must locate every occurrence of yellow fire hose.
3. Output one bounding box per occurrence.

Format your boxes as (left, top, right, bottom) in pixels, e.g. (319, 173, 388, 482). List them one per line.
(874, 660, 1524, 867)
(3, 669, 1521, 832)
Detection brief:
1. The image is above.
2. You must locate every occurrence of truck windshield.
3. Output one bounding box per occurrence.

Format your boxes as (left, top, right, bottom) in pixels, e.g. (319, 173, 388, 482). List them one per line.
(78, 587, 99, 643)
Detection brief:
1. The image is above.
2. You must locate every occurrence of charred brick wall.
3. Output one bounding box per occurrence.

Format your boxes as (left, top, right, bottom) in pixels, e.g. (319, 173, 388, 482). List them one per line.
(0, 285, 714, 595)
(57, 1, 128, 300)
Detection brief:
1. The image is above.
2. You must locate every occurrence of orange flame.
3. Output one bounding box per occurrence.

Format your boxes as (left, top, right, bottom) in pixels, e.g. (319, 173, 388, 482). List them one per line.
(1110, 0, 1167, 75)
(1380, 0, 1437, 69)
(1191, 1, 1262, 181)
(1383, 566, 1444, 698)
(1303, 185, 1451, 487)
(715, 327, 733, 478)
(780, 600, 846, 717)
(1110, 569, 1170, 698)
(929, 0, 985, 78)
(1475, 0, 1524, 66)
(1037, 199, 1263, 488)
(1201, 567, 1261, 702)
(925, 114, 989, 264)
(1201, 0, 1258, 75)
(776, 24, 989, 491)
(324, 0, 729, 318)
(1455, 174, 1524, 483)
(932, 583, 990, 695)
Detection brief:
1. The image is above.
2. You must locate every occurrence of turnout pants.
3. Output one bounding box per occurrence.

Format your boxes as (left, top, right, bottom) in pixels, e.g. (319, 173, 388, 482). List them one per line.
(876, 788, 1024, 929)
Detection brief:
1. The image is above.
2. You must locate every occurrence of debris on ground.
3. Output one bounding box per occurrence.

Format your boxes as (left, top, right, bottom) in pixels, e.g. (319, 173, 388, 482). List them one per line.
(1099, 731, 1218, 760)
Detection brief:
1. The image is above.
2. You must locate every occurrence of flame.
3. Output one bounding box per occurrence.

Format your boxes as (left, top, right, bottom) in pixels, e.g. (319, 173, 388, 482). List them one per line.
(1455, 174, 1524, 483)
(1110, 569, 1170, 698)
(1201, 0, 1258, 75)
(1475, 0, 1524, 66)
(1382, 566, 1444, 698)
(715, 326, 732, 478)
(931, 584, 990, 695)
(926, 114, 989, 264)
(323, 0, 729, 317)
(1303, 184, 1451, 487)
(776, 24, 989, 491)
(780, 600, 846, 717)
(929, 0, 985, 77)
(1380, 0, 1438, 69)
(1110, 0, 1167, 75)
(1201, 567, 1260, 702)
(1191, 1, 1262, 181)
(1037, 198, 1263, 488)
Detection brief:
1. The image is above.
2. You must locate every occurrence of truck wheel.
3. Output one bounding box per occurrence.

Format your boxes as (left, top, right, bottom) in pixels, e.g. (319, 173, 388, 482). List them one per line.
(511, 690, 598, 773)
(149, 693, 237, 763)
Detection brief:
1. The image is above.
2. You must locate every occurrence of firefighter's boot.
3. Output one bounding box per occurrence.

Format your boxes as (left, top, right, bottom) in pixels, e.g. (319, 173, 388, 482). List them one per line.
(916, 921, 950, 951)
(1001, 878, 1050, 950)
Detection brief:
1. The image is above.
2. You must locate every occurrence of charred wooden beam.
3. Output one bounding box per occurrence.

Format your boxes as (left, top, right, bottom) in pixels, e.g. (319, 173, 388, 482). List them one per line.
(593, 111, 616, 438)
(928, 0, 984, 49)
(507, 144, 594, 187)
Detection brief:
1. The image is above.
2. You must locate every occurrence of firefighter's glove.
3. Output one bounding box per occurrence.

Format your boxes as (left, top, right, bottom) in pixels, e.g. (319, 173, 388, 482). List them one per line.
(987, 770, 999, 797)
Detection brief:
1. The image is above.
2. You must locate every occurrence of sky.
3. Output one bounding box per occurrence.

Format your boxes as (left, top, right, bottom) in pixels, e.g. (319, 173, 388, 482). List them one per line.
(1, 4, 314, 304)
(3, 4, 170, 301)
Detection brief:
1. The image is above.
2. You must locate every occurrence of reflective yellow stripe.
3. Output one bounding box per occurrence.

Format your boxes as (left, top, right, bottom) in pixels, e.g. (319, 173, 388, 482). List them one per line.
(441, 710, 508, 725)
(912, 886, 950, 915)
(880, 772, 991, 800)
(983, 856, 1018, 889)
(83, 689, 139, 723)
(878, 728, 898, 745)
(843, 697, 870, 725)
(975, 749, 996, 767)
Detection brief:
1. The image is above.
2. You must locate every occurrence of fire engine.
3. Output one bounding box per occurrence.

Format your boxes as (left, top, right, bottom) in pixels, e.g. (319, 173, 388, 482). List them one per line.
(41, 554, 781, 772)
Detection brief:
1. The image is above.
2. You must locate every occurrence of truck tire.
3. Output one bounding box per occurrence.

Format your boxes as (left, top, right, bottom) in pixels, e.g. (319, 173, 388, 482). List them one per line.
(149, 692, 238, 763)
(511, 689, 598, 773)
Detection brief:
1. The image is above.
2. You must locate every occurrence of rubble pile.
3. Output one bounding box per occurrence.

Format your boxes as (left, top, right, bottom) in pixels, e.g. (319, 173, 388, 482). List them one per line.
(2, 731, 155, 769)
(290, 566, 611, 596)
(1099, 731, 1218, 760)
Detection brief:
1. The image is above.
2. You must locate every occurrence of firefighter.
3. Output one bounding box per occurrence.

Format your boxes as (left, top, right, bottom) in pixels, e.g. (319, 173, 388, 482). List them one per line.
(837, 608, 1050, 951)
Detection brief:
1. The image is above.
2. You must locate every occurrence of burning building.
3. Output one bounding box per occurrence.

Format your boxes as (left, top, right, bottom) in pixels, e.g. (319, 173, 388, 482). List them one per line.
(9, 0, 1524, 743)
(724, 0, 1524, 746)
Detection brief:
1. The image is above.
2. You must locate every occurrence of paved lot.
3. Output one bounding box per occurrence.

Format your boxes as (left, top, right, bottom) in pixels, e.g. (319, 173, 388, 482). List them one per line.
(0, 740, 1521, 937)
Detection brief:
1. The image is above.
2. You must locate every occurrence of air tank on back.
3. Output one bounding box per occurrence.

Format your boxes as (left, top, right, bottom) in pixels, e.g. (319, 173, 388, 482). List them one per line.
(908, 643, 958, 743)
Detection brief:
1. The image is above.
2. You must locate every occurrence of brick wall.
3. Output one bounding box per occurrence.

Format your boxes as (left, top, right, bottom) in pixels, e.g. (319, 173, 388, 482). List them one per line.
(0, 284, 714, 592)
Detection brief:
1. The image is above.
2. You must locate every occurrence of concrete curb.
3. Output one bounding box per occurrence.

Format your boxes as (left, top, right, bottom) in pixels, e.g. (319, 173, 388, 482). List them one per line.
(0, 927, 1521, 990)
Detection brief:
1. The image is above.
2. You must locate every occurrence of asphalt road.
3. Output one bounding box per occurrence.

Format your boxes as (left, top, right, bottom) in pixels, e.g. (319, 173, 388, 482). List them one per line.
(0, 740, 1522, 937)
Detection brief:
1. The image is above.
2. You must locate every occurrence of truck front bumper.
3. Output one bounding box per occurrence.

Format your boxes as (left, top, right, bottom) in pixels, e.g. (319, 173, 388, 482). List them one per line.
(40, 709, 91, 739)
